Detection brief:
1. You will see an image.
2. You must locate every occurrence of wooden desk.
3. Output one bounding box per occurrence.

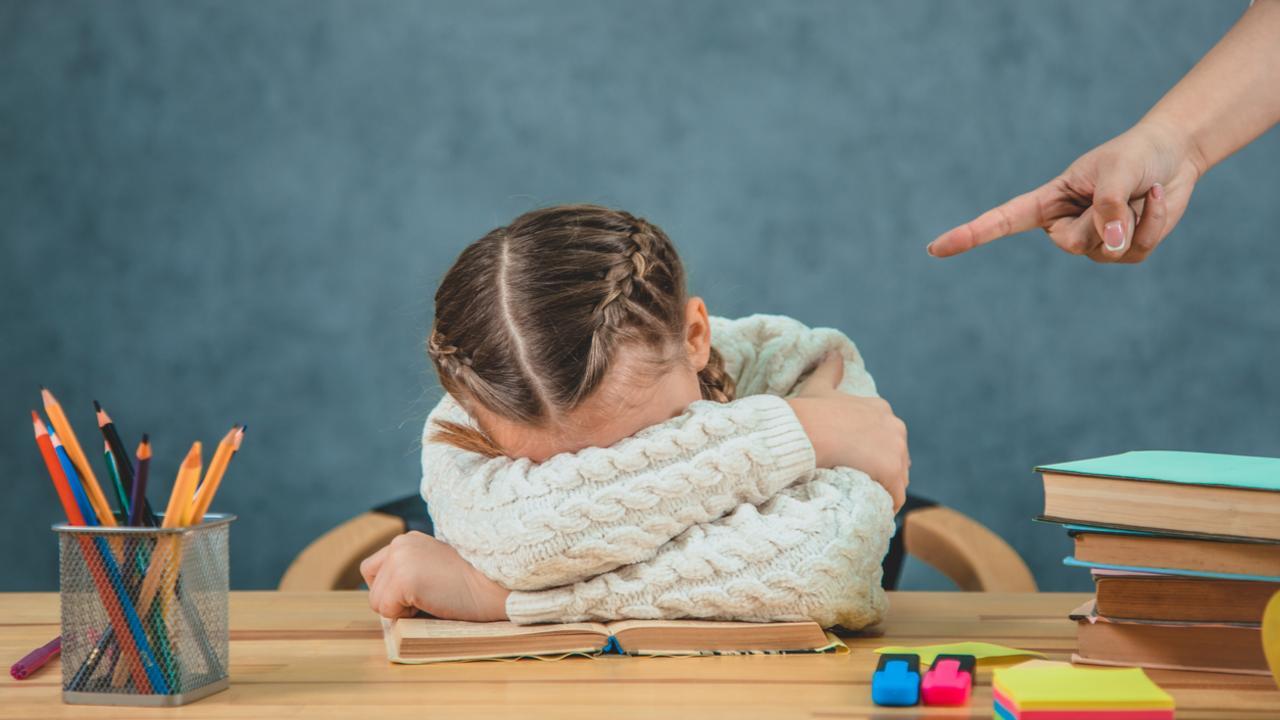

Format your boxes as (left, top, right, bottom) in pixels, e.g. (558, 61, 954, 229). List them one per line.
(1, 591, 1276, 718)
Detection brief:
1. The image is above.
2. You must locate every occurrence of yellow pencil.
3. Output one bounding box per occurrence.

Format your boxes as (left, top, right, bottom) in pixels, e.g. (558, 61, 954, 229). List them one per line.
(189, 426, 243, 523)
(162, 441, 202, 529)
(113, 442, 202, 687)
(159, 442, 204, 637)
(41, 388, 116, 527)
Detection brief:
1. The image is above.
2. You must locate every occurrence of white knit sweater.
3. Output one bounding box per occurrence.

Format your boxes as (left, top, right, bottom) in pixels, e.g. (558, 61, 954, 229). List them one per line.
(419, 314, 895, 629)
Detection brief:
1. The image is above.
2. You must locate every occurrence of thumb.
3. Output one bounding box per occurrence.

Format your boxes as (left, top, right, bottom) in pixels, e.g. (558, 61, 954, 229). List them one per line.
(1091, 159, 1144, 255)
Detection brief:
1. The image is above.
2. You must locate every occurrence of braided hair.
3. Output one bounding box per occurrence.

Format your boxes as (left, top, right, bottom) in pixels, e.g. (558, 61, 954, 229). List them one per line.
(428, 205, 735, 456)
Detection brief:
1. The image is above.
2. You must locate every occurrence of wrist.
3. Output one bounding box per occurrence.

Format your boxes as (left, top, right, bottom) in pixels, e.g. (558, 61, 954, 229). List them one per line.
(1137, 112, 1209, 180)
(465, 565, 511, 622)
(490, 588, 512, 621)
(786, 397, 832, 468)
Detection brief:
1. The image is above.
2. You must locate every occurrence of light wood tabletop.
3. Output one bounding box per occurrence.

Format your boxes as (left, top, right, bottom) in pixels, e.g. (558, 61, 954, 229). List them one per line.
(1, 591, 1276, 719)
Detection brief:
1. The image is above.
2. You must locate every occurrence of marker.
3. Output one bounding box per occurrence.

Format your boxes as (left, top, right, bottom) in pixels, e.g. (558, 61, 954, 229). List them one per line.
(921, 653, 975, 706)
(872, 653, 920, 706)
(10, 635, 60, 680)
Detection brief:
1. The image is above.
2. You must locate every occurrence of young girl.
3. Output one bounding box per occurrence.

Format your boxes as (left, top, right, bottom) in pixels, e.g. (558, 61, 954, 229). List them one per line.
(361, 205, 909, 629)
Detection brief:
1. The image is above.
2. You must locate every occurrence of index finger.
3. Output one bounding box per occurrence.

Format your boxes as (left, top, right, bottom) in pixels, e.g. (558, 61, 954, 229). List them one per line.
(928, 184, 1053, 258)
(360, 545, 390, 587)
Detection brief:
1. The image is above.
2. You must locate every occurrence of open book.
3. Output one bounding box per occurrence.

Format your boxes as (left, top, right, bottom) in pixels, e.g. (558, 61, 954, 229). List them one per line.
(381, 617, 844, 663)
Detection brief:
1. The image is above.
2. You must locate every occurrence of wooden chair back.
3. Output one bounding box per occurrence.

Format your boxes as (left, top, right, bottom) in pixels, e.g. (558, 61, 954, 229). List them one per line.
(280, 496, 1037, 592)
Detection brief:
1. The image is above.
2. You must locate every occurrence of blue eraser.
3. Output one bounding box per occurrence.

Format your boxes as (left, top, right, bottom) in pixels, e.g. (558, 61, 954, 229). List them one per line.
(872, 653, 920, 706)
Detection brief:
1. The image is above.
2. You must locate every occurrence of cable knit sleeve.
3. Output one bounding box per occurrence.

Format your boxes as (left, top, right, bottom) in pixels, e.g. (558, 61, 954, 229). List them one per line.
(504, 466, 895, 630)
(420, 392, 816, 592)
(711, 314, 878, 399)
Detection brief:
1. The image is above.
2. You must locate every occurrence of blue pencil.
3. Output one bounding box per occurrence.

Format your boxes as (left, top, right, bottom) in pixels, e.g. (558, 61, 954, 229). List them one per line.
(52, 434, 98, 525)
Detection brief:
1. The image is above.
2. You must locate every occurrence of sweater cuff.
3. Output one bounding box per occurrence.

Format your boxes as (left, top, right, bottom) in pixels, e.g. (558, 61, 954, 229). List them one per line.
(743, 394, 816, 480)
(506, 587, 578, 625)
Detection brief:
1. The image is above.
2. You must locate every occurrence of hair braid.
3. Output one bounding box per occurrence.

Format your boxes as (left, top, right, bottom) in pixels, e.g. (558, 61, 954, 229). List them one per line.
(427, 325, 504, 456)
(591, 218, 669, 327)
(428, 326, 474, 374)
(698, 346, 736, 403)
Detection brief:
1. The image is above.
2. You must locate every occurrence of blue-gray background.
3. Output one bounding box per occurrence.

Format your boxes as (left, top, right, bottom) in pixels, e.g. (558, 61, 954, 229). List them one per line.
(2, 1, 1276, 593)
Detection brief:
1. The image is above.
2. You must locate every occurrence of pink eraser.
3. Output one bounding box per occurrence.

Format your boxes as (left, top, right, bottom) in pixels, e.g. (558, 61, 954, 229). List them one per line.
(921, 655, 974, 706)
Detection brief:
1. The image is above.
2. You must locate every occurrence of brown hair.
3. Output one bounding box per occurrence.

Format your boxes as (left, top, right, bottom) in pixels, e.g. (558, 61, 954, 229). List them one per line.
(428, 204, 736, 457)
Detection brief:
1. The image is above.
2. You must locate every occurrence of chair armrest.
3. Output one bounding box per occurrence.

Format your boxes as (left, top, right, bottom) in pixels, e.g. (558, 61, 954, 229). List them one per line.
(903, 506, 1037, 592)
(278, 512, 405, 591)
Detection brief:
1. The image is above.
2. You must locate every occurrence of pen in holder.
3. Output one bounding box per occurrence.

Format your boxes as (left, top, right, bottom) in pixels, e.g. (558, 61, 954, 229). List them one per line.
(55, 514, 234, 706)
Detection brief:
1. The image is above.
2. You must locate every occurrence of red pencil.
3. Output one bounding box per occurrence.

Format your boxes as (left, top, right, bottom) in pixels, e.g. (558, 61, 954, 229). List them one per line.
(32, 410, 154, 693)
(32, 411, 84, 525)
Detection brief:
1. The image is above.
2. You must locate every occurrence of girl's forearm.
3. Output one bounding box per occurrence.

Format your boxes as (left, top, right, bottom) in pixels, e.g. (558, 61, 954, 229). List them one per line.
(504, 468, 895, 628)
(425, 394, 816, 591)
(1142, 0, 1280, 174)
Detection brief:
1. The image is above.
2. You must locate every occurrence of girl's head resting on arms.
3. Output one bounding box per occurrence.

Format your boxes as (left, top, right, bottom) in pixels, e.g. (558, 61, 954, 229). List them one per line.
(428, 204, 736, 461)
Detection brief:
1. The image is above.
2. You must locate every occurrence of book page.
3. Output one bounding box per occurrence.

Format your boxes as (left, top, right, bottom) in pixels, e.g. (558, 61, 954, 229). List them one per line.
(394, 618, 609, 640)
(606, 619, 828, 653)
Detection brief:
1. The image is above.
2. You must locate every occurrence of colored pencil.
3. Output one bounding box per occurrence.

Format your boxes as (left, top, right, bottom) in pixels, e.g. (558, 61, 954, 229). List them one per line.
(112, 443, 201, 688)
(67, 628, 113, 691)
(34, 414, 165, 693)
(103, 441, 130, 519)
(41, 388, 116, 526)
(32, 413, 108, 690)
(57, 434, 168, 692)
(129, 436, 151, 527)
(32, 412, 82, 524)
(96, 400, 158, 525)
(51, 433, 97, 527)
(158, 431, 227, 685)
(114, 435, 180, 688)
(36, 397, 238, 693)
(160, 443, 203, 608)
(165, 442, 202, 526)
(118, 436, 225, 689)
(190, 425, 242, 523)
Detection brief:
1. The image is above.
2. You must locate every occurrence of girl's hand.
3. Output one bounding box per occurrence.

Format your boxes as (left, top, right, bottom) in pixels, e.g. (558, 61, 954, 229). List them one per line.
(360, 531, 511, 621)
(788, 353, 910, 511)
(928, 119, 1200, 264)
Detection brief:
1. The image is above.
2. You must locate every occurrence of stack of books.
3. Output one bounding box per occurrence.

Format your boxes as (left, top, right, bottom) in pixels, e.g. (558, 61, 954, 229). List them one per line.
(1036, 450, 1280, 676)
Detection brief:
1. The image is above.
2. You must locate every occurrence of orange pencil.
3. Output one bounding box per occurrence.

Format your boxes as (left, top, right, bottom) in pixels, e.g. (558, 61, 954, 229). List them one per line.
(41, 388, 116, 527)
(189, 426, 243, 523)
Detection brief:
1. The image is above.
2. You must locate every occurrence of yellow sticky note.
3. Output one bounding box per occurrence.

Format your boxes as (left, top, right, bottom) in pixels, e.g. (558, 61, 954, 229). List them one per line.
(1263, 589, 1280, 689)
(874, 641, 1043, 666)
(993, 665, 1174, 710)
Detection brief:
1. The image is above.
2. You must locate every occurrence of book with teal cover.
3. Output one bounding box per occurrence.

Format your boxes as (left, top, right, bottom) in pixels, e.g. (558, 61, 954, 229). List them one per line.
(1062, 556, 1280, 583)
(1036, 451, 1280, 492)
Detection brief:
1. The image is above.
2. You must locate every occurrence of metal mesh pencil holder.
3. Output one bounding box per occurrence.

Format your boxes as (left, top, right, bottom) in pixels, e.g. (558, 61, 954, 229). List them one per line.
(55, 514, 234, 706)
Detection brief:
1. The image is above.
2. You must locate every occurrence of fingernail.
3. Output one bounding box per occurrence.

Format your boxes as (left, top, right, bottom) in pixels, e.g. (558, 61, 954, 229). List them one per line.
(1151, 183, 1165, 201)
(1103, 221, 1126, 251)
(926, 242, 936, 257)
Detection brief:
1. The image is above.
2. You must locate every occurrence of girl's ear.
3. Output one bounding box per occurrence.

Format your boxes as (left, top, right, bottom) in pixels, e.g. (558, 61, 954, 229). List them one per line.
(684, 297, 712, 371)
